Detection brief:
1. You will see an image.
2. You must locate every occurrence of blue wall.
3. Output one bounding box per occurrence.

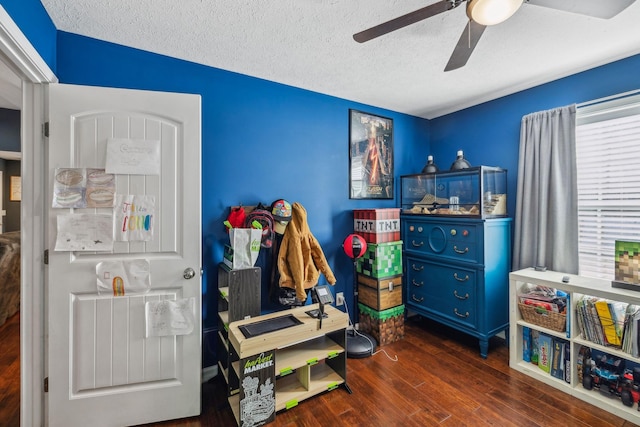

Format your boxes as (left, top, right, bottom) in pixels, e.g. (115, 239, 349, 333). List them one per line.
(55, 32, 430, 324)
(430, 53, 640, 218)
(0, 107, 19, 151)
(6, 0, 640, 327)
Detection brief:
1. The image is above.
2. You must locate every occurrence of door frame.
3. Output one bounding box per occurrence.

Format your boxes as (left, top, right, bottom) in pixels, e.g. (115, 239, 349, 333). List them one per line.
(0, 5, 57, 427)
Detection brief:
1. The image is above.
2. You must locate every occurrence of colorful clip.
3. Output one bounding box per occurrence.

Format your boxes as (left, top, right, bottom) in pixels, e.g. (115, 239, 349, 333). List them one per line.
(279, 367, 293, 376)
(285, 399, 298, 410)
(327, 382, 339, 391)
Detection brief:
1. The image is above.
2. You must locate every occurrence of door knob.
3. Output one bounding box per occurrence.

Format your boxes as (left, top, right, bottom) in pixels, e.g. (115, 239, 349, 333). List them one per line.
(183, 267, 196, 280)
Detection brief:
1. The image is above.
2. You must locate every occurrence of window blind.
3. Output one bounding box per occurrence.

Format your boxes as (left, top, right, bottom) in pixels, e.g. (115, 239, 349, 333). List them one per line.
(576, 92, 640, 280)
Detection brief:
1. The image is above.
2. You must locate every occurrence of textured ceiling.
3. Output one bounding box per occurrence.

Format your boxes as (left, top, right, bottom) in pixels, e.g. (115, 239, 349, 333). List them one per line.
(38, 0, 640, 119)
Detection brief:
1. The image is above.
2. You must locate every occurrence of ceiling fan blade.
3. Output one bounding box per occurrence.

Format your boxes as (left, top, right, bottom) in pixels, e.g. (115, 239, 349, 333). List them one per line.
(524, 0, 636, 19)
(444, 20, 486, 72)
(353, 0, 455, 43)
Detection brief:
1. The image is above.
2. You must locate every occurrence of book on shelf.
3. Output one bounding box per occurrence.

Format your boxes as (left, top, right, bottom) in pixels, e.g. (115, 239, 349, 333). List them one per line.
(621, 304, 639, 355)
(609, 301, 627, 344)
(634, 309, 640, 358)
(563, 340, 570, 383)
(590, 297, 607, 345)
(579, 296, 605, 346)
(576, 346, 591, 384)
(576, 297, 588, 341)
(538, 333, 553, 374)
(523, 327, 531, 363)
(550, 338, 565, 380)
(565, 292, 570, 339)
(595, 299, 621, 346)
(531, 330, 540, 365)
(577, 296, 596, 343)
(576, 296, 633, 349)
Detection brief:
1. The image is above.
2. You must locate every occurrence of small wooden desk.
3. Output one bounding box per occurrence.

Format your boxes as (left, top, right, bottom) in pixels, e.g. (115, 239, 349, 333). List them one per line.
(227, 304, 349, 426)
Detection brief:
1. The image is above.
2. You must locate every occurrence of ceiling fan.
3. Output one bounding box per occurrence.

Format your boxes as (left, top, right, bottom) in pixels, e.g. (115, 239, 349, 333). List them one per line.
(353, 0, 636, 72)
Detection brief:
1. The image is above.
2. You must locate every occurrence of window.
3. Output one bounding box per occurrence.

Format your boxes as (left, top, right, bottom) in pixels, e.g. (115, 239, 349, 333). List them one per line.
(576, 91, 640, 280)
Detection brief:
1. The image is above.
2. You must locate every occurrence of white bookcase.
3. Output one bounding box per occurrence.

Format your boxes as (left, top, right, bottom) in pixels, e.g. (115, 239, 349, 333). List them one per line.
(509, 268, 640, 424)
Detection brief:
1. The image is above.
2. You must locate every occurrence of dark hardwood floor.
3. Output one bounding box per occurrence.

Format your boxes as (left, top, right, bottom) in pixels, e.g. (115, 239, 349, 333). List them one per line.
(0, 312, 20, 427)
(2, 312, 639, 426)
(149, 315, 640, 427)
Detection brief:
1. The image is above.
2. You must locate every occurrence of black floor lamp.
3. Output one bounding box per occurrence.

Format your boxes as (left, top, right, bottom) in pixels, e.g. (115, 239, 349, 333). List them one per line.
(342, 234, 377, 358)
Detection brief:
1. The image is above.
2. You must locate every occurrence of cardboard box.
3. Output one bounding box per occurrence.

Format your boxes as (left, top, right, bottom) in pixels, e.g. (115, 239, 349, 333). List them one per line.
(358, 303, 405, 346)
(353, 208, 400, 243)
(356, 241, 403, 278)
(358, 274, 403, 311)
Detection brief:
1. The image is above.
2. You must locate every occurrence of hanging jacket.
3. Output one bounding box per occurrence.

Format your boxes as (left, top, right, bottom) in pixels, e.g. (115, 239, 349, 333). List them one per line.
(277, 202, 336, 301)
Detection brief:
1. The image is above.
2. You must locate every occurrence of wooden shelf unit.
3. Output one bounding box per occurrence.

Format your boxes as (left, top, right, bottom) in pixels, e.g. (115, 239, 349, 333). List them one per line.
(227, 304, 349, 425)
(509, 268, 640, 425)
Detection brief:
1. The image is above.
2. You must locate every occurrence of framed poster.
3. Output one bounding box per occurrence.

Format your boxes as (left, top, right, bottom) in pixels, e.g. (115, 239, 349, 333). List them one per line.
(10, 176, 21, 201)
(349, 109, 394, 199)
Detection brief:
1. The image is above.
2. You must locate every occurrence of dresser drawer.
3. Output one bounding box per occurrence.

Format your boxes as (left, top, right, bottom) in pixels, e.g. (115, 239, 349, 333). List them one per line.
(403, 219, 482, 264)
(400, 215, 511, 358)
(406, 258, 477, 328)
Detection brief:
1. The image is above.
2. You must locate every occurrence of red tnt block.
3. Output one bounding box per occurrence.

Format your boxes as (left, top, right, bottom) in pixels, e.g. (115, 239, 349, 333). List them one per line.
(353, 208, 400, 243)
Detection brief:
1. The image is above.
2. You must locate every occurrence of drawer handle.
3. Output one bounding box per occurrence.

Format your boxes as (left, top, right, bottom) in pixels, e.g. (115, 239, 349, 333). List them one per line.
(453, 245, 468, 254)
(454, 308, 469, 318)
(411, 294, 424, 303)
(411, 279, 423, 287)
(411, 240, 424, 247)
(454, 290, 469, 300)
(412, 264, 424, 271)
(453, 273, 469, 282)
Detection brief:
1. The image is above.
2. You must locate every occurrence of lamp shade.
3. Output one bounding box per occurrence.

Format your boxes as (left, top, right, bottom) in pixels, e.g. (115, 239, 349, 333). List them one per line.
(467, 0, 523, 26)
(343, 234, 367, 259)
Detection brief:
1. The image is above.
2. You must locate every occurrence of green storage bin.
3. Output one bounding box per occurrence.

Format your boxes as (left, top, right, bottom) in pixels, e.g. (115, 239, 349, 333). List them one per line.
(356, 240, 403, 278)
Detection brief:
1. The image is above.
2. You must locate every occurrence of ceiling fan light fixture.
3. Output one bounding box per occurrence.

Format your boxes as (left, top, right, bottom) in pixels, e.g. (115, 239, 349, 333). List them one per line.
(467, 0, 523, 26)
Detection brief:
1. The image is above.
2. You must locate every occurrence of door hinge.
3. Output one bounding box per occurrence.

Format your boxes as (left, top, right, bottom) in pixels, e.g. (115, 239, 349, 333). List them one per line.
(44, 249, 49, 265)
(43, 122, 49, 138)
(44, 377, 48, 393)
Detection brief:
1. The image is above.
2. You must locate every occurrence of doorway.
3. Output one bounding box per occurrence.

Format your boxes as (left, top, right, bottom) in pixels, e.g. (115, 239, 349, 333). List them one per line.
(0, 5, 57, 426)
(0, 41, 22, 427)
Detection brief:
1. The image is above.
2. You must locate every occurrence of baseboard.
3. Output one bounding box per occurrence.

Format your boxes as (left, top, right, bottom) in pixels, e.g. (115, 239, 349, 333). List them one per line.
(201, 364, 218, 383)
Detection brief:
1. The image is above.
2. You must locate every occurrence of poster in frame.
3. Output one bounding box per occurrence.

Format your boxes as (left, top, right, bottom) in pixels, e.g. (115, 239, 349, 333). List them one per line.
(10, 176, 21, 201)
(349, 109, 394, 199)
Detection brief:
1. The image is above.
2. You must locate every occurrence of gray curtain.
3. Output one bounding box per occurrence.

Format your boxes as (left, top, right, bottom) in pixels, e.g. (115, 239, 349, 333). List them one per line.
(512, 104, 578, 273)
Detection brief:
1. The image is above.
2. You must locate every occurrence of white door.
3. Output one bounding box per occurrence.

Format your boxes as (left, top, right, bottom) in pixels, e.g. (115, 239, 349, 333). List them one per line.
(46, 83, 202, 427)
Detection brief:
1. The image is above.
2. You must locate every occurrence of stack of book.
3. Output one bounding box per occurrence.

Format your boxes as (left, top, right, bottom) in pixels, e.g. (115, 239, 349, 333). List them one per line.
(621, 304, 640, 357)
(523, 327, 570, 382)
(575, 296, 630, 350)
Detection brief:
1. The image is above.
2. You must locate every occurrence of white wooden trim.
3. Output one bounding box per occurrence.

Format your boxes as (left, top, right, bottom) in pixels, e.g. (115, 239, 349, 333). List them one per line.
(0, 6, 56, 83)
(0, 5, 56, 427)
(21, 81, 47, 427)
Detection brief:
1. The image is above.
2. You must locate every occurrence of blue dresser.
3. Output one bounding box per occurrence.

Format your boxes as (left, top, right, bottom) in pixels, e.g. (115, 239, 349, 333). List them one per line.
(402, 215, 511, 358)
